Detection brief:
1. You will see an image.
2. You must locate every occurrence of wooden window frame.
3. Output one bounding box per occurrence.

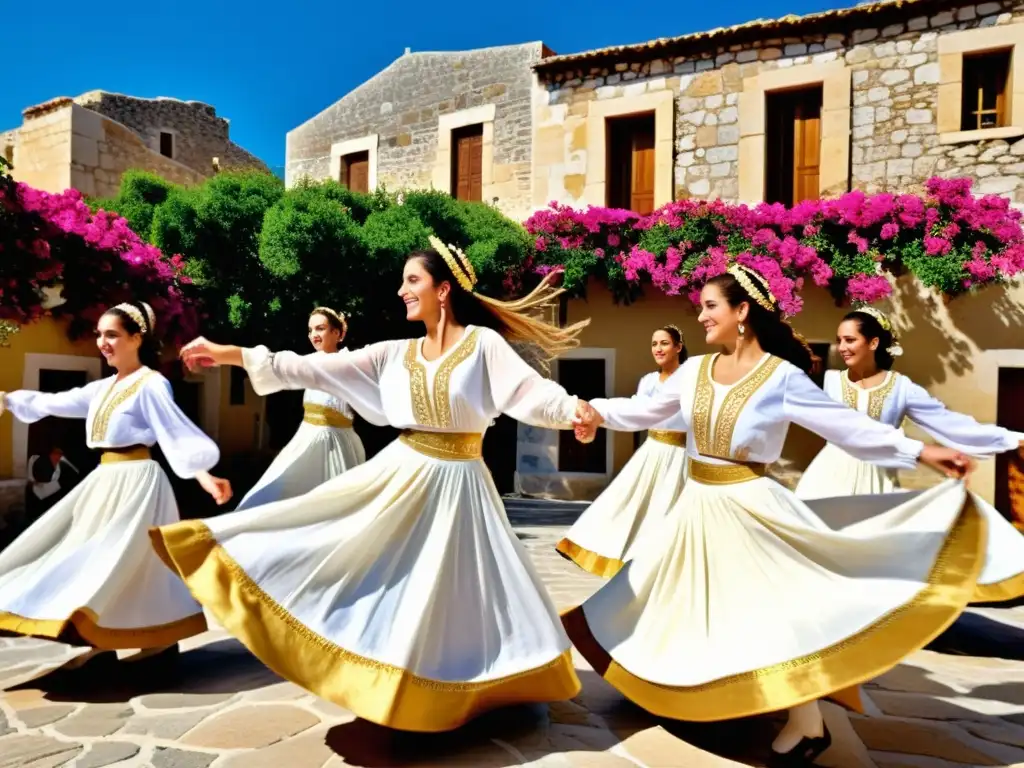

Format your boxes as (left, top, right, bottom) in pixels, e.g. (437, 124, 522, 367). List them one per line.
(434, 104, 496, 200)
(938, 24, 1024, 145)
(605, 113, 657, 214)
(764, 85, 824, 207)
(960, 49, 1012, 132)
(329, 135, 379, 192)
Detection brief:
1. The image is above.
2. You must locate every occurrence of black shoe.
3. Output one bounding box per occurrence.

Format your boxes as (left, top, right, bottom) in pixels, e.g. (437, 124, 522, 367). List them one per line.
(767, 725, 832, 767)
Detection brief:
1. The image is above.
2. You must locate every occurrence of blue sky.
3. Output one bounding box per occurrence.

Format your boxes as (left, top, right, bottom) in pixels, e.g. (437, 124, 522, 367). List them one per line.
(9, 0, 846, 175)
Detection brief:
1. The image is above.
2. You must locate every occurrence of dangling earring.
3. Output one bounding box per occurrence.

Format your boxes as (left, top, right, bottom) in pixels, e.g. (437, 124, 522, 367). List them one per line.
(738, 322, 745, 336)
(438, 299, 447, 349)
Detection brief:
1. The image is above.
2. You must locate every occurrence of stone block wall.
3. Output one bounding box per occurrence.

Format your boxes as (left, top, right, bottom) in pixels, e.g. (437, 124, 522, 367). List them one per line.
(534, 0, 1024, 208)
(9, 104, 73, 193)
(286, 43, 543, 220)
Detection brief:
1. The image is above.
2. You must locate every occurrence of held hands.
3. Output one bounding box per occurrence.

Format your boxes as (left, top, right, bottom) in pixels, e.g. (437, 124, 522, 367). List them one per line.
(197, 471, 233, 505)
(919, 445, 976, 481)
(180, 337, 240, 373)
(572, 400, 604, 444)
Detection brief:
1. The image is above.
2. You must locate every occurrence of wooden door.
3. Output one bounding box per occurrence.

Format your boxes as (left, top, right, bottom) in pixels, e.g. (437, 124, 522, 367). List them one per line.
(452, 125, 483, 202)
(996, 368, 1024, 525)
(792, 97, 821, 204)
(630, 124, 656, 214)
(345, 152, 370, 193)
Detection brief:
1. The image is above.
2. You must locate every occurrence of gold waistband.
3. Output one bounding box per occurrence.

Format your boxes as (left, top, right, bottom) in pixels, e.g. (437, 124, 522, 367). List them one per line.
(688, 457, 767, 485)
(648, 430, 686, 447)
(303, 403, 353, 428)
(100, 445, 152, 464)
(399, 430, 483, 461)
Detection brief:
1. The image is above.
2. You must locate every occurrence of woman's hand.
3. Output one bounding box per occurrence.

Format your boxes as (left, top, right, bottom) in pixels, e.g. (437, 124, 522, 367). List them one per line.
(919, 445, 976, 480)
(197, 471, 233, 505)
(572, 400, 604, 444)
(180, 337, 243, 372)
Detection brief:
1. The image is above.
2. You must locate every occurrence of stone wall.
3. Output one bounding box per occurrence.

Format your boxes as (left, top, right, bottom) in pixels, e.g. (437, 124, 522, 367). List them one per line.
(286, 43, 544, 221)
(533, 0, 1024, 208)
(73, 91, 267, 175)
(10, 103, 73, 193)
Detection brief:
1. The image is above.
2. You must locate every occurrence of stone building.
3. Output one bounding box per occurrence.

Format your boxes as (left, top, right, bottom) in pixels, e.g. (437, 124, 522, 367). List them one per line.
(514, 0, 1024, 510)
(2, 90, 267, 198)
(285, 42, 551, 222)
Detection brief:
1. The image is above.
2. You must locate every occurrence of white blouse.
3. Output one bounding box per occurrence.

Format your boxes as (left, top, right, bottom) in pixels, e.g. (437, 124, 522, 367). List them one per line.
(823, 369, 1021, 456)
(5, 367, 219, 479)
(635, 370, 687, 432)
(301, 351, 355, 418)
(243, 325, 578, 433)
(590, 353, 924, 469)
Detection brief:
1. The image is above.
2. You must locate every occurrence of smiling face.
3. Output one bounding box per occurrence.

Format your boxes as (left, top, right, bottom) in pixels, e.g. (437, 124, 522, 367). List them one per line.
(398, 257, 448, 323)
(308, 313, 342, 352)
(837, 318, 878, 370)
(96, 312, 142, 371)
(651, 330, 681, 368)
(697, 282, 746, 346)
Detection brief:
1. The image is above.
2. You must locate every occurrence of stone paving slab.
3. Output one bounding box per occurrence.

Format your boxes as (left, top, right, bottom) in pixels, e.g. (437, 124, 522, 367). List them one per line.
(1, 514, 1024, 766)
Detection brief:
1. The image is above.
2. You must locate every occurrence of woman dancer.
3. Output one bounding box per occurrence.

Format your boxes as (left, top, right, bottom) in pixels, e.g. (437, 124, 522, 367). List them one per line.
(0, 302, 231, 671)
(152, 238, 591, 732)
(569, 265, 982, 766)
(556, 325, 689, 578)
(235, 308, 365, 510)
(795, 307, 1024, 603)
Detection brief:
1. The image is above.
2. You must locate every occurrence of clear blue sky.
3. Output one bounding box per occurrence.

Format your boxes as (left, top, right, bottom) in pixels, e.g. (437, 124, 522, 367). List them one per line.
(8, 0, 845, 175)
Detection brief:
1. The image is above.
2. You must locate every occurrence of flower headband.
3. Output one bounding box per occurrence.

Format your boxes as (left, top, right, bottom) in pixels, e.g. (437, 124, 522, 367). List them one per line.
(311, 306, 348, 339)
(659, 323, 684, 342)
(727, 264, 777, 313)
(429, 234, 477, 292)
(853, 306, 904, 358)
(112, 302, 155, 334)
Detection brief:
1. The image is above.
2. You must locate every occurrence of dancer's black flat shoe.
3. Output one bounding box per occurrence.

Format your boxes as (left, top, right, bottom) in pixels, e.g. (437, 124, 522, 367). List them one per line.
(767, 725, 832, 767)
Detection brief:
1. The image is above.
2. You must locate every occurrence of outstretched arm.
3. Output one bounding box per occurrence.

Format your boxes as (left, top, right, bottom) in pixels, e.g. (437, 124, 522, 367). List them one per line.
(904, 380, 1023, 456)
(482, 330, 578, 428)
(587, 366, 685, 432)
(1, 380, 105, 423)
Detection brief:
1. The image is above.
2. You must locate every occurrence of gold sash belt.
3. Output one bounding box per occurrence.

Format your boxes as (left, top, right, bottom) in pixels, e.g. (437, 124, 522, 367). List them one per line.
(688, 457, 767, 485)
(648, 430, 686, 447)
(399, 430, 483, 461)
(100, 445, 152, 464)
(303, 403, 353, 428)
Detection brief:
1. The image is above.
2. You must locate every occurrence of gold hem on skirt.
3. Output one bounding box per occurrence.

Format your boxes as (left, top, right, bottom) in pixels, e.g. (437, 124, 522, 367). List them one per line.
(555, 538, 625, 579)
(972, 569, 1024, 603)
(150, 520, 580, 732)
(562, 496, 984, 721)
(0, 607, 206, 649)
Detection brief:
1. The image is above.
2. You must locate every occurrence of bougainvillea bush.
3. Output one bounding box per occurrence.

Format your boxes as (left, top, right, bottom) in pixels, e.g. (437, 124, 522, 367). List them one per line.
(0, 158, 198, 345)
(525, 178, 1024, 316)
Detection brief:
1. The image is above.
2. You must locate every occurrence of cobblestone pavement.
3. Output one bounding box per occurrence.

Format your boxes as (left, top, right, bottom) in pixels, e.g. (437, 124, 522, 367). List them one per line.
(3, 507, 1024, 767)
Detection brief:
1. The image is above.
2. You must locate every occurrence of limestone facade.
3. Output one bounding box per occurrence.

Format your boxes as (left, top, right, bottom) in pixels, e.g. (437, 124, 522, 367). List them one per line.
(6, 91, 266, 197)
(532, 0, 1024, 208)
(285, 43, 548, 221)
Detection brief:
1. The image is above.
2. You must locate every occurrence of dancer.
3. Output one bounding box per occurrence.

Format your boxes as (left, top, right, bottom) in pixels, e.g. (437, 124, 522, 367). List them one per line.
(151, 238, 591, 732)
(556, 325, 689, 577)
(795, 306, 1024, 603)
(568, 265, 982, 766)
(234, 307, 365, 510)
(0, 302, 231, 671)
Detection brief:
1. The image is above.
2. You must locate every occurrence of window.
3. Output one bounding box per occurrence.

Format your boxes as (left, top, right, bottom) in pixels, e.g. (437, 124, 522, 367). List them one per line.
(557, 358, 608, 473)
(765, 86, 823, 207)
(2, 144, 12, 166)
(341, 151, 370, 193)
(229, 367, 247, 406)
(606, 114, 655, 214)
(961, 49, 1012, 131)
(159, 131, 174, 159)
(451, 124, 483, 202)
(996, 367, 1024, 525)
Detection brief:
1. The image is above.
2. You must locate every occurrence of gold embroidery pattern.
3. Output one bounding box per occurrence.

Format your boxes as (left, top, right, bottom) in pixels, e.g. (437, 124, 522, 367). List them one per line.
(303, 403, 354, 428)
(648, 430, 686, 447)
(403, 340, 432, 425)
(89, 371, 156, 443)
(433, 329, 480, 428)
(840, 371, 858, 410)
(688, 458, 767, 485)
(869, 373, 898, 421)
(100, 446, 152, 464)
(692, 356, 715, 456)
(710, 357, 783, 459)
(399, 430, 483, 460)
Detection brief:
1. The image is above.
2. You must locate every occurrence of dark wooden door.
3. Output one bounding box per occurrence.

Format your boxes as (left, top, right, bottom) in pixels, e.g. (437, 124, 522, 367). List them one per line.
(557, 358, 607, 474)
(630, 125, 656, 214)
(606, 115, 655, 213)
(452, 125, 483, 202)
(792, 97, 821, 205)
(765, 86, 822, 206)
(996, 368, 1024, 524)
(344, 152, 370, 194)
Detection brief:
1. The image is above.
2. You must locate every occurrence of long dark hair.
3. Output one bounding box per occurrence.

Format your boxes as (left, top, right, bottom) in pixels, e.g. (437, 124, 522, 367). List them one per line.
(705, 272, 814, 373)
(655, 324, 689, 365)
(406, 248, 588, 364)
(843, 310, 895, 370)
(103, 301, 160, 369)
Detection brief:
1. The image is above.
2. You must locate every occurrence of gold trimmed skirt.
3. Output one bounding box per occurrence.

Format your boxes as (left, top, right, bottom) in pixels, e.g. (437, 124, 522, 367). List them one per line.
(557, 433, 688, 579)
(563, 468, 984, 721)
(151, 435, 579, 732)
(0, 455, 206, 651)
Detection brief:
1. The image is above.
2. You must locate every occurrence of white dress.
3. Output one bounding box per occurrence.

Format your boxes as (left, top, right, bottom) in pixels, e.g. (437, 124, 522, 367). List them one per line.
(796, 368, 1024, 604)
(0, 367, 217, 650)
(557, 369, 689, 578)
(235, 383, 365, 511)
(150, 326, 582, 732)
(564, 353, 985, 722)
